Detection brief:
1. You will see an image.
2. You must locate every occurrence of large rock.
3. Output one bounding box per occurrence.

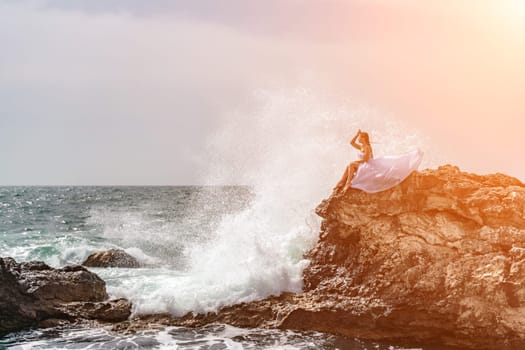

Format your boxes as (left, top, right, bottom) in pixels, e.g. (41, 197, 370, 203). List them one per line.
(83, 249, 141, 268)
(0, 258, 132, 335)
(167, 165, 525, 349)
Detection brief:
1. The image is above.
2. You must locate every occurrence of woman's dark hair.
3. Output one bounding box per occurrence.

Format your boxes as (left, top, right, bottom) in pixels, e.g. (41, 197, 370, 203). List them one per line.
(360, 132, 370, 145)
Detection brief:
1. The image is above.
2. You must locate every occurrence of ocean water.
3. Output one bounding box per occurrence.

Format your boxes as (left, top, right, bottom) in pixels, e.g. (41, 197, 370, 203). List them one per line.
(0, 186, 447, 350)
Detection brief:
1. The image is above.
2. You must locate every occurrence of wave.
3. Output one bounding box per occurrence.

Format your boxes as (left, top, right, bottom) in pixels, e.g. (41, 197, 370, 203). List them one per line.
(93, 88, 438, 316)
(0, 88, 439, 316)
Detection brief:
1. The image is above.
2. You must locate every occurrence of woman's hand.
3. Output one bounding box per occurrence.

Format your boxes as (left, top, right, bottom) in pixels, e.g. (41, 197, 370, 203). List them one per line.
(350, 129, 361, 146)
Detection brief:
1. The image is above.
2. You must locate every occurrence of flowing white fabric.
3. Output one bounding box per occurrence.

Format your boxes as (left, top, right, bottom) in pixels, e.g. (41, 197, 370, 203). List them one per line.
(351, 149, 424, 193)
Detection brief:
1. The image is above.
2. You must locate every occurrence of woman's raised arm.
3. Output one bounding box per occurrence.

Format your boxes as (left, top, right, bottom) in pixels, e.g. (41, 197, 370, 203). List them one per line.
(350, 129, 362, 150)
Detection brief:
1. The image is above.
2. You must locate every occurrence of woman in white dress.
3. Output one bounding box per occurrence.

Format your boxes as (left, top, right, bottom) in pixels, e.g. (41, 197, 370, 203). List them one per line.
(334, 130, 424, 194)
(335, 129, 373, 192)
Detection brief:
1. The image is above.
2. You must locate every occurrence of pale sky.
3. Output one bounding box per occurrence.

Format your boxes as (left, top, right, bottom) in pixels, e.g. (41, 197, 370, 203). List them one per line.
(1, 0, 525, 185)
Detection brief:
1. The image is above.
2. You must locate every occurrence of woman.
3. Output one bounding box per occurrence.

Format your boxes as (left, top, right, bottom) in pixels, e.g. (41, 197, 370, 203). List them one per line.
(335, 129, 374, 192)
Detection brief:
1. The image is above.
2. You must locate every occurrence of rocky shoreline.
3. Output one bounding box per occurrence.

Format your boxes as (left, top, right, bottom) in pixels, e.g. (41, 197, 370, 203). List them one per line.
(0, 257, 131, 336)
(3, 165, 525, 349)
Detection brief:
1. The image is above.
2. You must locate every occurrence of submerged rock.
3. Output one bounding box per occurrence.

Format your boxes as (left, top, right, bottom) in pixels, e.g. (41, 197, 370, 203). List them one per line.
(169, 165, 525, 349)
(82, 249, 141, 268)
(0, 258, 131, 335)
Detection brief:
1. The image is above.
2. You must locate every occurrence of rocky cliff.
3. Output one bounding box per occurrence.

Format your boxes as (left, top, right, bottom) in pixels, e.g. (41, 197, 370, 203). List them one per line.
(165, 165, 525, 349)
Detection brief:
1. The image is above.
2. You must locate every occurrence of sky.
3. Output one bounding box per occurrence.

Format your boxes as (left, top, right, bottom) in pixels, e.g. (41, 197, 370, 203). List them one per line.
(1, 0, 525, 185)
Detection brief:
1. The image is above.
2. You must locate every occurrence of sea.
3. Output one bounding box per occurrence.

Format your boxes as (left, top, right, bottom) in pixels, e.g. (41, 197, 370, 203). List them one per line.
(0, 186, 456, 350)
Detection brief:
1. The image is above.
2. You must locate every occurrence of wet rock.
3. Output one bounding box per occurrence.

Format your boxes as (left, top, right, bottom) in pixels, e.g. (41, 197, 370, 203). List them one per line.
(56, 298, 133, 322)
(0, 258, 131, 335)
(112, 313, 175, 334)
(83, 249, 141, 268)
(168, 165, 525, 350)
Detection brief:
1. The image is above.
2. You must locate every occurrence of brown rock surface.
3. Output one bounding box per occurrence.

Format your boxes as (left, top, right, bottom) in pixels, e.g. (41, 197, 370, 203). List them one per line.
(163, 165, 525, 349)
(0, 258, 132, 335)
(82, 249, 141, 268)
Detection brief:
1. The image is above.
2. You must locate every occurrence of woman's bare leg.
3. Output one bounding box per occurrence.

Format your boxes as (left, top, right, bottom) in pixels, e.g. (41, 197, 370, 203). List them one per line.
(334, 165, 350, 190)
(343, 161, 364, 190)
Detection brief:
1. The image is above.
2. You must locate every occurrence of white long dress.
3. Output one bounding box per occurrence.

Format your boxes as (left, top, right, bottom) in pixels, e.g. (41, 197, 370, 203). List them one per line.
(351, 149, 424, 193)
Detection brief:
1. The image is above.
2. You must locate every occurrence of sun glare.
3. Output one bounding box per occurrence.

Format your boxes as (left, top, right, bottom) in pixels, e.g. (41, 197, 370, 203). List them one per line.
(498, 1, 525, 28)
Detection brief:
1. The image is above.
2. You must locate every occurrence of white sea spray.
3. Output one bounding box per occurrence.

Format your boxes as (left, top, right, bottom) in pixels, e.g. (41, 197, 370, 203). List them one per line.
(98, 88, 440, 316)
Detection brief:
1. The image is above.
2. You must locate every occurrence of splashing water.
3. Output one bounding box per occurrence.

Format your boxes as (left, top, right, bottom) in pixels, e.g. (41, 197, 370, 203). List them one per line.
(0, 88, 440, 318)
(99, 88, 440, 316)
(1, 324, 425, 350)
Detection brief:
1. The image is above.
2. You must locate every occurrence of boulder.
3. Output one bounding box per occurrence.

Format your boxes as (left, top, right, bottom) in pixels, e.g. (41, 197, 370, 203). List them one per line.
(169, 165, 525, 349)
(83, 249, 141, 268)
(0, 258, 131, 335)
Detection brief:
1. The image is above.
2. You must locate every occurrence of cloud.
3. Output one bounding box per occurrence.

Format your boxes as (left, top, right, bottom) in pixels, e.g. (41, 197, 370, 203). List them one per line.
(10, 0, 455, 43)
(0, 0, 357, 184)
(1, 0, 524, 184)
(0, 1, 285, 184)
